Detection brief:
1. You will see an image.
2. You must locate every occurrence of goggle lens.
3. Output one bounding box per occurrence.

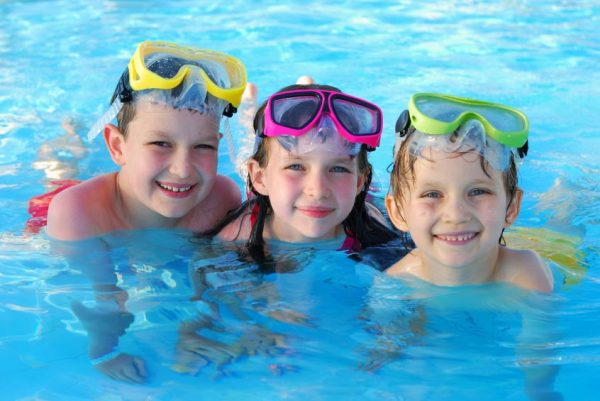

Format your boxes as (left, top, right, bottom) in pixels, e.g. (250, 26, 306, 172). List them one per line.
(331, 96, 380, 136)
(271, 94, 321, 130)
(409, 93, 528, 148)
(414, 96, 526, 132)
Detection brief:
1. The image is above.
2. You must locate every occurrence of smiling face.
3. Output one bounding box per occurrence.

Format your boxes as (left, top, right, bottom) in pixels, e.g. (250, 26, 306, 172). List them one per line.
(387, 148, 521, 276)
(105, 102, 220, 226)
(249, 137, 364, 242)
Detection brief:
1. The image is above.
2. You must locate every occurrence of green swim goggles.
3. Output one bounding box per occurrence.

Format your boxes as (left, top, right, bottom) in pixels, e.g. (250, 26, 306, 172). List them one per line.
(401, 93, 529, 149)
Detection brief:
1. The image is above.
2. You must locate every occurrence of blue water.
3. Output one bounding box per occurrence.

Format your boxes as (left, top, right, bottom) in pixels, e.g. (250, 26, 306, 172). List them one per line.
(1, 1, 599, 400)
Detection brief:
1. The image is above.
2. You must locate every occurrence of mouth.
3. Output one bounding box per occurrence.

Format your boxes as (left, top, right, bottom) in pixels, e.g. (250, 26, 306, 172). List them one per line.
(435, 232, 478, 244)
(156, 181, 195, 195)
(297, 206, 334, 218)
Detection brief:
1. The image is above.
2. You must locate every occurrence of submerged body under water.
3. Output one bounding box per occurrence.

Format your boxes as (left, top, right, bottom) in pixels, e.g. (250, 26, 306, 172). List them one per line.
(0, 228, 587, 401)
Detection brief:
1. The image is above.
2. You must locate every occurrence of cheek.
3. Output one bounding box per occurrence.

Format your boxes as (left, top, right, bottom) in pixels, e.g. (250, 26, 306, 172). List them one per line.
(409, 199, 435, 218)
(480, 202, 508, 225)
(332, 175, 360, 195)
(193, 153, 218, 173)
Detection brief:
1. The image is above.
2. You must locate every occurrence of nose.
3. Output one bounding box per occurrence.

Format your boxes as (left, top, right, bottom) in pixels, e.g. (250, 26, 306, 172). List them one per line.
(169, 149, 192, 178)
(304, 170, 330, 199)
(442, 195, 471, 224)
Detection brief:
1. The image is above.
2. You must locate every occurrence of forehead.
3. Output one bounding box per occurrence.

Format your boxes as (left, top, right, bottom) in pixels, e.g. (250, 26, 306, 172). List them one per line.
(413, 148, 503, 183)
(130, 103, 220, 136)
(268, 138, 356, 163)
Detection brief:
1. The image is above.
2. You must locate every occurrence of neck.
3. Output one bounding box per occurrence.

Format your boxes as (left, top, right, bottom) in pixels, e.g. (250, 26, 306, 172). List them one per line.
(417, 247, 500, 286)
(264, 215, 344, 243)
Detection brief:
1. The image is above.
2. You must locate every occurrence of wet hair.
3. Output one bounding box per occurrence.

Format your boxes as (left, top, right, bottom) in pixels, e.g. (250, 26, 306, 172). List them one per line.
(201, 83, 397, 267)
(389, 126, 519, 249)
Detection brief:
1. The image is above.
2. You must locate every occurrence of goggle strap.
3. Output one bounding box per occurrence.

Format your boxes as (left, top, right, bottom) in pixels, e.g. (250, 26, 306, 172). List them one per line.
(223, 103, 237, 117)
(395, 109, 411, 137)
(118, 67, 133, 103)
(256, 114, 265, 138)
(517, 141, 529, 158)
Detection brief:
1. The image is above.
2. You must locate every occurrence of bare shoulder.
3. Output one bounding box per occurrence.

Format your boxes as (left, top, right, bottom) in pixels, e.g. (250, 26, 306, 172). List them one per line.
(497, 247, 554, 293)
(47, 174, 117, 240)
(196, 174, 241, 213)
(213, 175, 242, 210)
(218, 209, 252, 242)
(385, 251, 419, 277)
(189, 175, 242, 231)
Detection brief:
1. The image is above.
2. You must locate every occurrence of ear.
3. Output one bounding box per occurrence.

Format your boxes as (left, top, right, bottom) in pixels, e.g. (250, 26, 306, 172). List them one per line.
(385, 195, 408, 232)
(504, 188, 523, 227)
(103, 124, 126, 166)
(247, 158, 269, 196)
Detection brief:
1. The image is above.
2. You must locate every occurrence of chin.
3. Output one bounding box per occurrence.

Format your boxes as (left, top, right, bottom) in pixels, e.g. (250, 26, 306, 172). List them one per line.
(158, 207, 193, 220)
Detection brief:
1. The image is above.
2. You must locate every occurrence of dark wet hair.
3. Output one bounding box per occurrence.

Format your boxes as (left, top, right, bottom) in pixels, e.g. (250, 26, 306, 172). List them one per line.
(200, 83, 397, 268)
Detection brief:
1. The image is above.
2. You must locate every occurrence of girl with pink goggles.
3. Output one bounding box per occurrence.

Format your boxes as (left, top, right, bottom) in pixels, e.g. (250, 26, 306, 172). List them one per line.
(260, 88, 383, 150)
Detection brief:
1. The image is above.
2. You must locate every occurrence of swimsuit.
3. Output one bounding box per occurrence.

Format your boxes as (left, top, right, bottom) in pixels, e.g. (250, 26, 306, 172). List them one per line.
(25, 179, 81, 234)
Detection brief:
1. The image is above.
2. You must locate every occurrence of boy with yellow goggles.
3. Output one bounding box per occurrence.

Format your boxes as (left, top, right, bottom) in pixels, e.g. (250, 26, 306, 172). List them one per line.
(47, 41, 248, 379)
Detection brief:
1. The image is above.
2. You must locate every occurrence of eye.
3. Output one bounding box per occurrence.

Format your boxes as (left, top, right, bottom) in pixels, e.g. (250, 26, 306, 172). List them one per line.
(421, 191, 442, 199)
(330, 165, 352, 173)
(285, 163, 304, 171)
(149, 141, 171, 148)
(469, 188, 492, 197)
(195, 143, 217, 151)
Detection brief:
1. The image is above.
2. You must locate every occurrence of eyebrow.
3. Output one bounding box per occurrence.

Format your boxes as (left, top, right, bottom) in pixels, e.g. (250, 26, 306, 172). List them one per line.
(145, 129, 218, 140)
(285, 153, 355, 163)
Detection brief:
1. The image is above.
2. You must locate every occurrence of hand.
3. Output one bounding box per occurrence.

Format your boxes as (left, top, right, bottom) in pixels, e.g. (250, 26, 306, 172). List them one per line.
(267, 308, 315, 327)
(175, 331, 240, 375)
(94, 353, 147, 383)
(357, 347, 402, 372)
(237, 326, 291, 358)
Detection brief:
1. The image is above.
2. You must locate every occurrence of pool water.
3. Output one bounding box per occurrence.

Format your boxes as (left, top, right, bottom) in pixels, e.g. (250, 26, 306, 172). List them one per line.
(1, 1, 599, 400)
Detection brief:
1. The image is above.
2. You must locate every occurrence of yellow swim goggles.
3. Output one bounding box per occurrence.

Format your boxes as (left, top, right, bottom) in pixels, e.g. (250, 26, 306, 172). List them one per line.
(87, 41, 247, 141)
(126, 41, 247, 113)
(406, 93, 529, 148)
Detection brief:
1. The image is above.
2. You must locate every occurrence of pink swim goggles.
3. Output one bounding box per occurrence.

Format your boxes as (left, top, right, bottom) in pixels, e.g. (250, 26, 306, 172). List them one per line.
(262, 89, 383, 150)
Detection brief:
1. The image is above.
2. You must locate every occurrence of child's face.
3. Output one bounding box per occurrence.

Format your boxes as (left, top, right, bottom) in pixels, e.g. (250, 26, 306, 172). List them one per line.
(387, 148, 520, 271)
(114, 103, 220, 221)
(250, 139, 364, 242)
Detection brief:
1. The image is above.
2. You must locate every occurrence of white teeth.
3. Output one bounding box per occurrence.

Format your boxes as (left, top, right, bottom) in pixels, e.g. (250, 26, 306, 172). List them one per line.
(158, 183, 192, 192)
(438, 233, 475, 242)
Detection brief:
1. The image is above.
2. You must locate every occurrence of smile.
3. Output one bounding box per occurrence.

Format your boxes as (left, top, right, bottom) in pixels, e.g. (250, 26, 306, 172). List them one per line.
(157, 182, 194, 193)
(435, 232, 478, 244)
(297, 206, 334, 218)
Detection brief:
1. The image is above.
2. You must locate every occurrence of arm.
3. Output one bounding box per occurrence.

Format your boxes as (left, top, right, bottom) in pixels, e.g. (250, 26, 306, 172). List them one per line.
(499, 248, 554, 293)
(51, 237, 147, 383)
(516, 294, 563, 401)
(46, 174, 116, 241)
